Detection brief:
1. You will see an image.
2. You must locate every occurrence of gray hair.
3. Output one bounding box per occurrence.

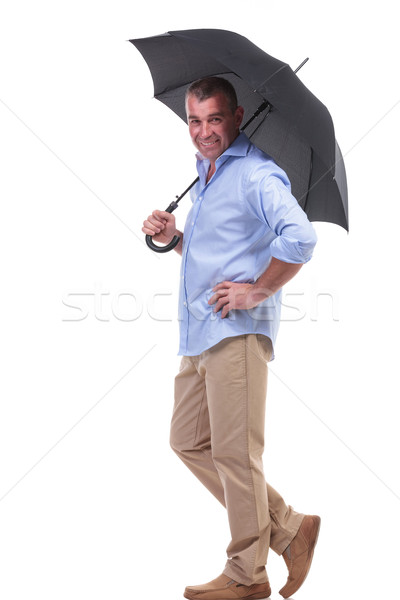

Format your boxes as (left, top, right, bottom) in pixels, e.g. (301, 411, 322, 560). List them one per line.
(185, 77, 238, 114)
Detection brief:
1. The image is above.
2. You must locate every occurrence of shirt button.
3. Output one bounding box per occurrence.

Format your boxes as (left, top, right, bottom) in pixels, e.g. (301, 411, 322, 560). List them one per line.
(183, 301, 187, 307)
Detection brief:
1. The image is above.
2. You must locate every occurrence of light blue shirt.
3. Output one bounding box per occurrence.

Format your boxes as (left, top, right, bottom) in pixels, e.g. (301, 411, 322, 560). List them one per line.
(178, 132, 317, 357)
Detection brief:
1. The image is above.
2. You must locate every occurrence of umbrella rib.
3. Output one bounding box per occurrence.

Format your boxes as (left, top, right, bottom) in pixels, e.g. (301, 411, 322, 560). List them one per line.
(254, 63, 290, 95)
(302, 149, 313, 212)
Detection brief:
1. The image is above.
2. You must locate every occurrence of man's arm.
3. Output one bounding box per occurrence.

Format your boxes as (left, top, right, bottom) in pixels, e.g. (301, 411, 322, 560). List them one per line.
(142, 210, 183, 255)
(208, 257, 303, 318)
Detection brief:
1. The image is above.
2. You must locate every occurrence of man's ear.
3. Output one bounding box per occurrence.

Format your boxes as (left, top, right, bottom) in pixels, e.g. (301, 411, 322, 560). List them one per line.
(235, 105, 245, 129)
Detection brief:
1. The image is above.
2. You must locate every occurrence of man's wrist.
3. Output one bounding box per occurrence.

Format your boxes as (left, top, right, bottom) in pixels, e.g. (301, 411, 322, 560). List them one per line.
(252, 280, 271, 304)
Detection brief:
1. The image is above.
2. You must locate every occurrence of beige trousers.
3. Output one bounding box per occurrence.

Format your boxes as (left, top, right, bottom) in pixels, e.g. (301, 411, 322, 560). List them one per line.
(170, 334, 304, 585)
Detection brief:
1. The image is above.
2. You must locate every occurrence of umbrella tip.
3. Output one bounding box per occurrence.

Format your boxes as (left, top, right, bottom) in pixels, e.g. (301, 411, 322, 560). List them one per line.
(294, 57, 309, 73)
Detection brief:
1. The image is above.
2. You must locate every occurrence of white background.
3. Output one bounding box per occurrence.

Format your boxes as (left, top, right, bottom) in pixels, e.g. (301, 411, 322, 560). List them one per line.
(0, 1, 399, 598)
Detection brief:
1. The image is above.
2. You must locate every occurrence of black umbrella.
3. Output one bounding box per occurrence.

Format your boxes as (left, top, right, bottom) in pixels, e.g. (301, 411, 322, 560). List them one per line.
(130, 29, 348, 252)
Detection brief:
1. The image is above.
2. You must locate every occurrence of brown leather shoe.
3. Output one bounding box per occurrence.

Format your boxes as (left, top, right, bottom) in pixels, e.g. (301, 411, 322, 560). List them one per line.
(279, 514, 321, 598)
(184, 573, 271, 600)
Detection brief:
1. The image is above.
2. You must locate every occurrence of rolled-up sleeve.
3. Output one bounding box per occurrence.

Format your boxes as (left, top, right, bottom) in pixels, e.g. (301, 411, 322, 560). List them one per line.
(245, 165, 318, 264)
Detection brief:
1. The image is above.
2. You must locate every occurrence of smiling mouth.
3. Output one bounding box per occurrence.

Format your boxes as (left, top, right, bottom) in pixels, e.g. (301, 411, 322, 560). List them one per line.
(199, 139, 219, 147)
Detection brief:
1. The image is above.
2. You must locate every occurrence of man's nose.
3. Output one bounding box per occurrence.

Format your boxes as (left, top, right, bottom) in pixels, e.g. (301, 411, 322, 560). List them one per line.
(200, 121, 211, 138)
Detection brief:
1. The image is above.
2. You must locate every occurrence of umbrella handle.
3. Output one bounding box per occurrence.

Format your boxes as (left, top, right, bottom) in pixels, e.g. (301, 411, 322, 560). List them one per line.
(145, 200, 181, 253)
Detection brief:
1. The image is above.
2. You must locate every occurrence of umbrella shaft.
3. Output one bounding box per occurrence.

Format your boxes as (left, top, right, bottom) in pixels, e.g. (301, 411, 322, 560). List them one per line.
(175, 177, 199, 204)
(241, 101, 271, 132)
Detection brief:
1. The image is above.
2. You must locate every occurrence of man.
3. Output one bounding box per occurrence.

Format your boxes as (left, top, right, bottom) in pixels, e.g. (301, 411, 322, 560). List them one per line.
(142, 77, 320, 600)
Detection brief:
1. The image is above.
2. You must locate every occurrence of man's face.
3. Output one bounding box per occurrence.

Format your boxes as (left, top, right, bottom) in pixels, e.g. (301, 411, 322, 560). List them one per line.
(186, 92, 244, 164)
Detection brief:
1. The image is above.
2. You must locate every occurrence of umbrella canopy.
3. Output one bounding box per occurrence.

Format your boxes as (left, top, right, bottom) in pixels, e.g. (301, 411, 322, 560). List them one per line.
(130, 28, 348, 233)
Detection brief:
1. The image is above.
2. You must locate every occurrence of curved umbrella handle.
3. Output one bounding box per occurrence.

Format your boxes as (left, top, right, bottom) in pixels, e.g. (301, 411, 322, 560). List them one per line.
(145, 200, 180, 253)
(145, 233, 181, 253)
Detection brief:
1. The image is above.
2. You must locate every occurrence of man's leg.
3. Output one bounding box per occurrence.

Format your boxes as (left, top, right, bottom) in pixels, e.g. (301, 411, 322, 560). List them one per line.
(171, 335, 304, 556)
(170, 353, 223, 503)
(268, 484, 304, 555)
(201, 334, 270, 585)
